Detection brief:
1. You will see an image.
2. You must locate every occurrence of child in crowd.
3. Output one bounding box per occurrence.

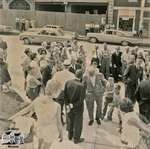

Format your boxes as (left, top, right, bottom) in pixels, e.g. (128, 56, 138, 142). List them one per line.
(106, 84, 121, 121)
(119, 98, 150, 149)
(102, 77, 115, 120)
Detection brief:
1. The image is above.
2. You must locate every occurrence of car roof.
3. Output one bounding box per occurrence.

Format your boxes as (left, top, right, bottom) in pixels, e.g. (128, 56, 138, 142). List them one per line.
(44, 24, 63, 28)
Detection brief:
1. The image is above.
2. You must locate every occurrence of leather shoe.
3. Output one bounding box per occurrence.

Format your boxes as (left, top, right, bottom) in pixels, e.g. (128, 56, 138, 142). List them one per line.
(88, 120, 94, 126)
(96, 119, 101, 125)
(74, 138, 84, 144)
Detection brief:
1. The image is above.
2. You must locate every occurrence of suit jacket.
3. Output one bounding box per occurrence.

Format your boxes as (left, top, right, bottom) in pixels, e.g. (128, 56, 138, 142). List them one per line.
(135, 80, 150, 106)
(124, 64, 142, 86)
(64, 79, 86, 110)
(112, 52, 122, 67)
(135, 80, 150, 122)
(0, 61, 11, 85)
(0, 41, 7, 50)
(83, 73, 106, 95)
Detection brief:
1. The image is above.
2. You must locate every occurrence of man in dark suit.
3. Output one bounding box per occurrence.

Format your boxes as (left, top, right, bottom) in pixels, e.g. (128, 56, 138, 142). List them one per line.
(0, 50, 11, 90)
(64, 69, 86, 144)
(111, 46, 122, 82)
(135, 65, 150, 123)
(124, 55, 143, 104)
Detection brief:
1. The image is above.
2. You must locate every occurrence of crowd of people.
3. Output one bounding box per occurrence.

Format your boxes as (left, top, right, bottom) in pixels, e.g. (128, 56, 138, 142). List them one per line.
(15, 17, 36, 32)
(0, 38, 150, 149)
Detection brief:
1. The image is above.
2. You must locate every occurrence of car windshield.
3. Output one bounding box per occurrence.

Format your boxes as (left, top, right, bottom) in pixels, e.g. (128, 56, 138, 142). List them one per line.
(49, 32, 57, 36)
(106, 30, 113, 35)
(116, 31, 125, 36)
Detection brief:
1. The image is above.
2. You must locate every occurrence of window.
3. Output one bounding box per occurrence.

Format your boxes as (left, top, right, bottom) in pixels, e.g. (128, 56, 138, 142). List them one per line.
(9, 0, 30, 10)
(50, 32, 56, 36)
(116, 31, 125, 36)
(128, 0, 138, 2)
(39, 30, 49, 35)
(106, 31, 113, 35)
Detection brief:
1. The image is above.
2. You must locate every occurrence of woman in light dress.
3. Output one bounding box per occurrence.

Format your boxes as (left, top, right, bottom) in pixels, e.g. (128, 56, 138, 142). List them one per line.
(9, 79, 63, 149)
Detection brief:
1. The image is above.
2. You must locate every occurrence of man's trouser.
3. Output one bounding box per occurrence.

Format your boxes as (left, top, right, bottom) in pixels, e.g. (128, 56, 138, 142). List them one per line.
(125, 83, 137, 104)
(101, 57, 110, 79)
(86, 93, 103, 120)
(112, 66, 122, 82)
(56, 91, 65, 125)
(103, 97, 113, 119)
(68, 108, 83, 141)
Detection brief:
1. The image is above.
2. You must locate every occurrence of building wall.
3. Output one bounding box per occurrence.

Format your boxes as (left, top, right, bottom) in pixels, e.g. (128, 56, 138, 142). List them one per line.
(114, 0, 141, 7)
(35, 0, 111, 3)
(113, 0, 150, 37)
(0, 9, 106, 34)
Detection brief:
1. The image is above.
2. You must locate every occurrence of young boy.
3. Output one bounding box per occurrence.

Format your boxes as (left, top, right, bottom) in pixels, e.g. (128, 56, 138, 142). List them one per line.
(106, 84, 121, 121)
(102, 77, 115, 120)
(119, 98, 150, 149)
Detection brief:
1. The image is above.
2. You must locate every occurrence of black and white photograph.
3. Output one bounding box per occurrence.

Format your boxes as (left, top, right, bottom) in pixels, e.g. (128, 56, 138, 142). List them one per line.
(0, 0, 150, 149)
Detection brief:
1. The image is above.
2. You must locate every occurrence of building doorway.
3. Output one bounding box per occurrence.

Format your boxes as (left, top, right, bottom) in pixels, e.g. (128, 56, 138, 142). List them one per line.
(118, 17, 134, 31)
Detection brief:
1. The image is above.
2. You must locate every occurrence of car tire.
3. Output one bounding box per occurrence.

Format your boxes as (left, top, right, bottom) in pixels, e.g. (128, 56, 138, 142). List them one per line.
(23, 38, 30, 45)
(89, 37, 97, 43)
(121, 41, 129, 46)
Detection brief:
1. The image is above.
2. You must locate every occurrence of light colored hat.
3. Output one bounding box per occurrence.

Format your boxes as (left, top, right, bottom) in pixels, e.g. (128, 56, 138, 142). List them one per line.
(63, 59, 71, 66)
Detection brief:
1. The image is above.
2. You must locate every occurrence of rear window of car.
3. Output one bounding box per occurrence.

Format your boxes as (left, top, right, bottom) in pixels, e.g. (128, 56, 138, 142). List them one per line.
(106, 31, 113, 35)
(39, 30, 49, 35)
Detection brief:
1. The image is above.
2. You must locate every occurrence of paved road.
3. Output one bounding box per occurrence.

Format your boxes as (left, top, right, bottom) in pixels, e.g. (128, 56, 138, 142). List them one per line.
(0, 35, 145, 149)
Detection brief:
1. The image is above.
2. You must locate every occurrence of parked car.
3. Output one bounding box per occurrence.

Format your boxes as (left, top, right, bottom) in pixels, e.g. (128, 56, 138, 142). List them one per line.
(42, 24, 79, 39)
(0, 25, 20, 35)
(20, 28, 76, 44)
(87, 29, 143, 46)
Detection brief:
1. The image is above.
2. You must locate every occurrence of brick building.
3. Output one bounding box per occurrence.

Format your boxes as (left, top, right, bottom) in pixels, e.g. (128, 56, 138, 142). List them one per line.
(113, 0, 150, 37)
(1, 0, 114, 24)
